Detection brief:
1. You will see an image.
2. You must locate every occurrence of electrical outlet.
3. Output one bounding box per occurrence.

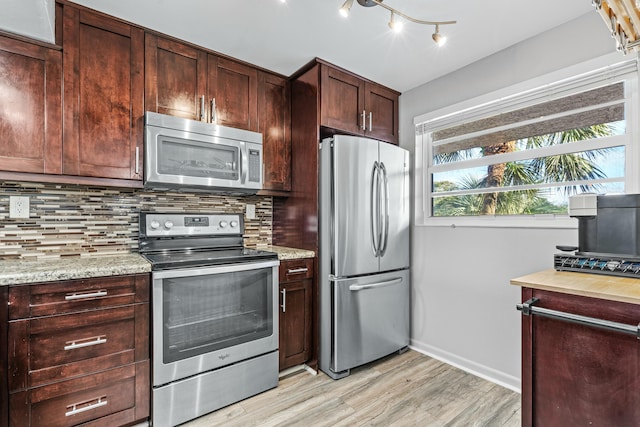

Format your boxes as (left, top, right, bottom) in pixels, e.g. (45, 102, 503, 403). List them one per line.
(9, 195, 30, 219)
(246, 204, 256, 220)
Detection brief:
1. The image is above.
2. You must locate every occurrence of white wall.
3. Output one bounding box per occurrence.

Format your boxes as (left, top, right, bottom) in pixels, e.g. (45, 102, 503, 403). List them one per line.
(400, 12, 617, 391)
(0, 0, 55, 43)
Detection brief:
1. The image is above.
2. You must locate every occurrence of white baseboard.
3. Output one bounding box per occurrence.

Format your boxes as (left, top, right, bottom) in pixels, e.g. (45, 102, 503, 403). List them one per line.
(410, 340, 521, 393)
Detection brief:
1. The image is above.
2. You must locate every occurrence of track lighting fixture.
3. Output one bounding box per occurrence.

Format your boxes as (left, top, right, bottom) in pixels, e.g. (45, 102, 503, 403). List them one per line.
(340, 0, 354, 17)
(388, 11, 403, 33)
(341, 0, 456, 45)
(432, 24, 446, 46)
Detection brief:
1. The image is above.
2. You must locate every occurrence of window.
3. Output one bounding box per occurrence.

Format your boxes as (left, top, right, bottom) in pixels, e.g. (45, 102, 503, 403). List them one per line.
(415, 55, 639, 227)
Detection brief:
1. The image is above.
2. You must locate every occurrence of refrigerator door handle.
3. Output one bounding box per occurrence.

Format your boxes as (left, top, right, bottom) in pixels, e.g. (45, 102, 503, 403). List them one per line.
(349, 277, 403, 291)
(379, 162, 390, 257)
(370, 161, 380, 256)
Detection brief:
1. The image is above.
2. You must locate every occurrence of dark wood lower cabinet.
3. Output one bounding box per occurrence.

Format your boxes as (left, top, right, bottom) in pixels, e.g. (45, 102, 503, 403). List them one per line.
(4, 274, 150, 427)
(279, 259, 314, 371)
(521, 287, 640, 427)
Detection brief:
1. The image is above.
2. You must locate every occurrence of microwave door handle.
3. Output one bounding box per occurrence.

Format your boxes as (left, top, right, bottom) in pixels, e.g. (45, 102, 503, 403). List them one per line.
(240, 143, 248, 184)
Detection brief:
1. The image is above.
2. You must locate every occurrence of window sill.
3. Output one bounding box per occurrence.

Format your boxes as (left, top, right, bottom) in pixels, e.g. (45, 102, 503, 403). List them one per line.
(417, 215, 578, 229)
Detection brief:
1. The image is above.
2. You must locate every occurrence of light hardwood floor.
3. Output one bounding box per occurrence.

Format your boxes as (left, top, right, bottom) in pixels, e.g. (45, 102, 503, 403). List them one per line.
(183, 350, 521, 427)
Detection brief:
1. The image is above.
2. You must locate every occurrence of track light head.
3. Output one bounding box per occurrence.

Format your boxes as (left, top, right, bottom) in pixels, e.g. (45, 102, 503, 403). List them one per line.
(388, 11, 403, 33)
(340, 0, 354, 17)
(432, 24, 446, 46)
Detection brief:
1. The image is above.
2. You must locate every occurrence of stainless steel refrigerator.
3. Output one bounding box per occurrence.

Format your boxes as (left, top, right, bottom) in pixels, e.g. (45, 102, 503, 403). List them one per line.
(319, 134, 410, 380)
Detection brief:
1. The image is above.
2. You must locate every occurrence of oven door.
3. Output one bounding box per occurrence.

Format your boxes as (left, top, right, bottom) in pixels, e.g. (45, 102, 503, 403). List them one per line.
(152, 260, 279, 387)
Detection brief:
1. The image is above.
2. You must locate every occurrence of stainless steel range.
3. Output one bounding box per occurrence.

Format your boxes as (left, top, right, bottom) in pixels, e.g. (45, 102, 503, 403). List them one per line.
(139, 212, 279, 427)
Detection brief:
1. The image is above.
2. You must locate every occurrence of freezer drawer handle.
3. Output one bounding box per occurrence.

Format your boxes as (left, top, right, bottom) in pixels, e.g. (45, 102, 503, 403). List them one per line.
(517, 297, 640, 339)
(349, 277, 403, 291)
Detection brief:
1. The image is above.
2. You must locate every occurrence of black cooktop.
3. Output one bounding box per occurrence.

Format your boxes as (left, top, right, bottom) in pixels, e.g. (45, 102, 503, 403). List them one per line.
(143, 247, 278, 270)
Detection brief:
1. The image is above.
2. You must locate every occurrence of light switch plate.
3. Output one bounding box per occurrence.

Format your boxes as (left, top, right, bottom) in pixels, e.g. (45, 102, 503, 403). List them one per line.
(9, 195, 30, 219)
(246, 204, 256, 220)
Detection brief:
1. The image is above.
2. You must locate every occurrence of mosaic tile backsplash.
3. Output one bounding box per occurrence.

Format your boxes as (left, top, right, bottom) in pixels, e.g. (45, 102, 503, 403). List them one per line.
(0, 181, 272, 260)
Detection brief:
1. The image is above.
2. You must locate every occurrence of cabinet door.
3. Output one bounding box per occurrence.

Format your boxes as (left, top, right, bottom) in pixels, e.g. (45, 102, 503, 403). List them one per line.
(258, 72, 291, 192)
(365, 82, 399, 145)
(320, 65, 365, 135)
(0, 36, 62, 174)
(62, 7, 144, 180)
(145, 34, 208, 121)
(522, 288, 640, 426)
(279, 279, 312, 370)
(209, 56, 258, 131)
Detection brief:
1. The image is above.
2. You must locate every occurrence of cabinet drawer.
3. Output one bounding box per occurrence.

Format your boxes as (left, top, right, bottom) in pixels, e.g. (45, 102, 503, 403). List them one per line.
(279, 258, 314, 282)
(10, 362, 149, 427)
(9, 274, 149, 319)
(9, 304, 148, 390)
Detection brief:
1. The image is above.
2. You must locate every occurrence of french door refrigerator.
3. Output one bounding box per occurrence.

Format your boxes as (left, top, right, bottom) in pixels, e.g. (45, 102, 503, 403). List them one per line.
(319, 134, 410, 380)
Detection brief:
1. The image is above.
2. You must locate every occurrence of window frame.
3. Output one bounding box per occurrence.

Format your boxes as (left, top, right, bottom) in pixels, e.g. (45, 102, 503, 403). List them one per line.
(414, 52, 640, 229)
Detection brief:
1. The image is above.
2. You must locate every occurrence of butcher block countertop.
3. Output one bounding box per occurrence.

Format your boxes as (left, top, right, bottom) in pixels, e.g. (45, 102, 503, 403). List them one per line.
(511, 269, 640, 305)
(0, 253, 152, 286)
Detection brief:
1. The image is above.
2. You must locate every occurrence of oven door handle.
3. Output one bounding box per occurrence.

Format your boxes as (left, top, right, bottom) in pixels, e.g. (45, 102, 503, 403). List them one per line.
(150, 259, 280, 279)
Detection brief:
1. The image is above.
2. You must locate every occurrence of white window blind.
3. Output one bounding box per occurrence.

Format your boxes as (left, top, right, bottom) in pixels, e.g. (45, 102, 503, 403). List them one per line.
(415, 58, 639, 225)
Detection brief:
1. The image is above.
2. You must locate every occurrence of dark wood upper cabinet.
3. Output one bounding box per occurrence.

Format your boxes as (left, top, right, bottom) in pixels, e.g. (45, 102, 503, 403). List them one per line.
(0, 35, 62, 175)
(146, 34, 258, 132)
(365, 82, 399, 144)
(62, 5, 144, 181)
(209, 57, 259, 131)
(145, 34, 207, 121)
(320, 64, 399, 144)
(258, 72, 291, 193)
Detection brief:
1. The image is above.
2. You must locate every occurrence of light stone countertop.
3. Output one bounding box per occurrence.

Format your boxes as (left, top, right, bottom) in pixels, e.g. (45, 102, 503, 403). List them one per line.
(511, 269, 640, 305)
(0, 246, 314, 286)
(0, 253, 152, 286)
(265, 245, 315, 260)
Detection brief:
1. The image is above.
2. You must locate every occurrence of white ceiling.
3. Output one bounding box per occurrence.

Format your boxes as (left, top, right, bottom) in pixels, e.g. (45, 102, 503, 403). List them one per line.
(71, 0, 597, 93)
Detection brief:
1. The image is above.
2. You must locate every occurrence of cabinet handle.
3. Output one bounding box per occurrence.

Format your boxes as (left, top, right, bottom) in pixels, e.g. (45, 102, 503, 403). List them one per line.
(281, 289, 286, 313)
(517, 297, 640, 338)
(65, 396, 108, 417)
(369, 111, 373, 132)
(135, 147, 140, 175)
(210, 98, 217, 123)
(200, 95, 205, 121)
(361, 110, 366, 131)
(287, 267, 308, 275)
(64, 335, 107, 351)
(65, 290, 107, 301)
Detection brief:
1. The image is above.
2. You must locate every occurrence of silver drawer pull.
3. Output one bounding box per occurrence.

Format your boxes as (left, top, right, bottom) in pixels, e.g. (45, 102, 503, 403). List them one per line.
(64, 335, 107, 351)
(65, 290, 107, 301)
(287, 267, 308, 274)
(66, 395, 108, 417)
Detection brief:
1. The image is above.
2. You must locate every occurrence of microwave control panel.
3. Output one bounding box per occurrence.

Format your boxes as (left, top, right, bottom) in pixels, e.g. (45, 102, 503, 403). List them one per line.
(248, 149, 261, 183)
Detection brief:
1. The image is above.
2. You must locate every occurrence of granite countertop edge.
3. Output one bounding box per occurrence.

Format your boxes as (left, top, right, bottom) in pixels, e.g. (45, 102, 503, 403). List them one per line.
(267, 245, 316, 261)
(0, 253, 152, 286)
(0, 246, 316, 286)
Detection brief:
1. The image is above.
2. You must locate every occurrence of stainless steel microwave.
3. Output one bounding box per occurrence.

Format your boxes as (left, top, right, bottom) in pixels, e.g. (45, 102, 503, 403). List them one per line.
(144, 112, 263, 193)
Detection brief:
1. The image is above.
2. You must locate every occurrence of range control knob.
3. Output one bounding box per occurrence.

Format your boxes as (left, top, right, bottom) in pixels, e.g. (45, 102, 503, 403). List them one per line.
(149, 220, 160, 230)
(230, 220, 238, 228)
(164, 220, 174, 230)
(219, 221, 228, 228)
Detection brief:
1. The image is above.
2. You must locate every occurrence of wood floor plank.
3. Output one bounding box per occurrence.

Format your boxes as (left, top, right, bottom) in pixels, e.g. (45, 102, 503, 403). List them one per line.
(182, 350, 521, 427)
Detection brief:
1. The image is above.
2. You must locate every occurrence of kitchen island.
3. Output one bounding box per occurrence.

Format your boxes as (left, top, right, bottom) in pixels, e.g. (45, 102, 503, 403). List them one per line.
(511, 269, 640, 427)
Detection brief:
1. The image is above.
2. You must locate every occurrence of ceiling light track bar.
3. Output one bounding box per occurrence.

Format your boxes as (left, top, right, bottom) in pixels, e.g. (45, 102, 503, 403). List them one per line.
(365, 0, 456, 26)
